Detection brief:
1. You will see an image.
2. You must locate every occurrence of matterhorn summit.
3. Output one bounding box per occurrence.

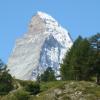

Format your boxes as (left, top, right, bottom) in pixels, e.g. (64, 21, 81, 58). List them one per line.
(7, 11, 73, 80)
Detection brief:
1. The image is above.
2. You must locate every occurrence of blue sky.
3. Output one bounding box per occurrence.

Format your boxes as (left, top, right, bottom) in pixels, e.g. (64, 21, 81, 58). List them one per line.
(0, 0, 100, 62)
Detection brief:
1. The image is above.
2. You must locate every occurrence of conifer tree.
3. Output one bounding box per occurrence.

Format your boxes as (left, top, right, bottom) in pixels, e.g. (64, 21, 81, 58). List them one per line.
(89, 33, 100, 84)
(39, 67, 56, 82)
(0, 59, 13, 95)
(61, 36, 93, 81)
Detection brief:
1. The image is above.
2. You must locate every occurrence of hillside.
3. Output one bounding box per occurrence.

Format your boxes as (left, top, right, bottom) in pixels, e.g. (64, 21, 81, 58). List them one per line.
(0, 80, 100, 100)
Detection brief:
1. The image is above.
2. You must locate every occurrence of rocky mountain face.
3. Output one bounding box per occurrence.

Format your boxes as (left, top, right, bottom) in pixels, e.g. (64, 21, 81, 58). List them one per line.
(7, 12, 73, 80)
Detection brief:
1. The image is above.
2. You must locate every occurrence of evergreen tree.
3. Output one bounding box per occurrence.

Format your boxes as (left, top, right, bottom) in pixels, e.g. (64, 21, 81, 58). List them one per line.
(89, 33, 100, 84)
(61, 36, 94, 81)
(39, 67, 56, 82)
(0, 59, 14, 95)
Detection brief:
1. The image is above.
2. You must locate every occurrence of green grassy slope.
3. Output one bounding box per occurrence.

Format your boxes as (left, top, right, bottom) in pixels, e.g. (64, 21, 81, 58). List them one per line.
(0, 80, 100, 100)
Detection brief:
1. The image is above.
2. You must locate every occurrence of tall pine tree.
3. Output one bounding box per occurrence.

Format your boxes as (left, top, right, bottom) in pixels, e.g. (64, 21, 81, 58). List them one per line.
(38, 67, 56, 82)
(61, 36, 94, 81)
(89, 33, 100, 84)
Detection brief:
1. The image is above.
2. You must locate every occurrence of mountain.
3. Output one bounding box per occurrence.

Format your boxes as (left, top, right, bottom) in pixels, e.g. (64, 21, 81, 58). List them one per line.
(7, 11, 73, 80)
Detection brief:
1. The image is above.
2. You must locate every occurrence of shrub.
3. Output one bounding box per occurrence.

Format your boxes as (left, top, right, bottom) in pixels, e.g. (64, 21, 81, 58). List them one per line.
(25, 82, 40, 95)
(14, 90, 30, 100)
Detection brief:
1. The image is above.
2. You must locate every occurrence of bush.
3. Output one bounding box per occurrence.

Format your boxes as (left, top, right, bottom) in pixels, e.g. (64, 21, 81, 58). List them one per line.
(14, 90, 30, 100)
(25, 82, 40, 95)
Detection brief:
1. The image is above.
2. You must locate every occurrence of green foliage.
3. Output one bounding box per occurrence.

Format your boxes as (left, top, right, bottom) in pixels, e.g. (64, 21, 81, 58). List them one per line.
(38, 67, 56, 82)
(25, 82, 40, 95)
(61, 36, 94, 81)
(0, 71, 14, 95)
(0, 81, 100, 100)
(0, 60, 14, 95)
(34, 81, 100, 100)
(89, 33, 100, 84)
(13, 90, 30, 100)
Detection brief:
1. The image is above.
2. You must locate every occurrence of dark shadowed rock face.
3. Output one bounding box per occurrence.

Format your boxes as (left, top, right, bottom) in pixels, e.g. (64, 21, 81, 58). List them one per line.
(7, 11, 73, 80)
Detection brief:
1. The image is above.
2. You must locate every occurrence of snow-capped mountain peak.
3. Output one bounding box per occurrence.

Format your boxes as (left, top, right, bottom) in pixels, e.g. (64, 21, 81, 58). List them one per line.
(7, 12, 73, 80)
(37, 11, 56, 22)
